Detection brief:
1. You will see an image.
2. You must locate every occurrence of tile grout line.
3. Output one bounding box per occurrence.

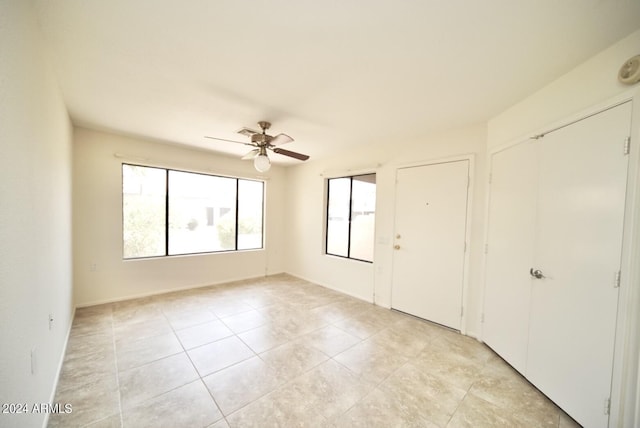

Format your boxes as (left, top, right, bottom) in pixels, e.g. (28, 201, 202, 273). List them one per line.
(161, 304, 229, 427)
(214, 296, 370, 423)
(65, 275, 567, 427)
(109, 306, 125, 428)
(192, 288, 293, 425)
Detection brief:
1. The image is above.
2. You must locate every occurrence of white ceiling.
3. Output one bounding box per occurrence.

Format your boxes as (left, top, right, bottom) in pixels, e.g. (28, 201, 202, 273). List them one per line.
(35, 0, 640, 165)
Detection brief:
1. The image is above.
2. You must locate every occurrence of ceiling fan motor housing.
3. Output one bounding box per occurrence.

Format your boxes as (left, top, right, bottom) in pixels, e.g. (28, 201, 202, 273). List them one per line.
(251, 133, 272, 145)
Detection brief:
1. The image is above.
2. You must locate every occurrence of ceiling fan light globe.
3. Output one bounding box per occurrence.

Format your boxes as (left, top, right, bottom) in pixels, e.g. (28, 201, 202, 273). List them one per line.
(254, 154, 271, 172)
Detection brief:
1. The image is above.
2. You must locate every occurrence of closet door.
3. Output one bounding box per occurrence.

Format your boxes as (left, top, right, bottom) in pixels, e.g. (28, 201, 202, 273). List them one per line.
(526, 102, 631, 427)
(482, 141, 537, 374)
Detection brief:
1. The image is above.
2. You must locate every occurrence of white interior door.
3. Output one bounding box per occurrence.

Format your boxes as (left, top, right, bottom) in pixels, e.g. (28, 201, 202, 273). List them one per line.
(482, 141, 538, 374)
(526, 102, 631, 428)
(391, 160, 470, 330)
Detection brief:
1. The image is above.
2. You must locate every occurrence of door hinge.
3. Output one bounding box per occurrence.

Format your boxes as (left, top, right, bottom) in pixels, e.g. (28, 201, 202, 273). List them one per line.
(484, 243, 489, 254)
(614, 270, 621, 288)
(488, 173, 492, 184)
(460, 307, 464, 317)
(480, 313, 485, 323)
(464, 242, 467, 253)
(624, 136, 630, 155)
(604, 398, 611, 415)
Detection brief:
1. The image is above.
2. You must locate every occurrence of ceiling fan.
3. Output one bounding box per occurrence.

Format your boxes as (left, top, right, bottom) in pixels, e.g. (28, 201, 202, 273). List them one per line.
(205, 121, 309, 172)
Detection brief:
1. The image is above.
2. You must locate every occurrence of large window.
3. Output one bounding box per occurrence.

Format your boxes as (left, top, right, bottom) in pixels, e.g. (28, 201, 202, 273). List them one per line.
(122, 164, 264, 259)
(326, 174, 376, 262)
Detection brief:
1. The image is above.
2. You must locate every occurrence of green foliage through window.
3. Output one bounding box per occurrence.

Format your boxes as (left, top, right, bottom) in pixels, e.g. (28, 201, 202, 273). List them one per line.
(122, 164, 264, 259)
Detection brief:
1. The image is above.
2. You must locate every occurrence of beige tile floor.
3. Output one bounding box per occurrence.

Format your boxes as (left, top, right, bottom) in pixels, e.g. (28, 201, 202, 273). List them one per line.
(48, 274, 581, 427)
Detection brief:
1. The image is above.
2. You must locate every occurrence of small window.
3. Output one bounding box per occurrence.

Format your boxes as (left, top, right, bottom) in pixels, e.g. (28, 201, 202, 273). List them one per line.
(122, 164, 264, 259)
(326, 174, 376, 262)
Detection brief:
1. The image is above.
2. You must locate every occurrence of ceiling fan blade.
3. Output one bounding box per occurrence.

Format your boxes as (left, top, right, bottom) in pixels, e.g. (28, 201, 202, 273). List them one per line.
(271, 147, 310, 161)
(204, 135, 251, 145)
(269, 133, 294, 146)
(241, 149, 259, 160)
(237, 127, 260, 137)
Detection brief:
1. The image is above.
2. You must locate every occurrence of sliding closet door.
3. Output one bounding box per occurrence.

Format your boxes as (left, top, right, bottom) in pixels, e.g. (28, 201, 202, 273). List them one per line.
(482, 141, 537, 374)
(526, 102, 631, 427)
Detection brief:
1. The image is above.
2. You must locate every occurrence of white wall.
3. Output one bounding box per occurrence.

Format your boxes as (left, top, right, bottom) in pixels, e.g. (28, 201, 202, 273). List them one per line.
(488, 29, 640, 147)
(284, 28, 640, 347)
(73, 128, 286, 306)
(0, 2, 73, 427)
(285, 124, 487, 336)
(284, 152, 379, 301)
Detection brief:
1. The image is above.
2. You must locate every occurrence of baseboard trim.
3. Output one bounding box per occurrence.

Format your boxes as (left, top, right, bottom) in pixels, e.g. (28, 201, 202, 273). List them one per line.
(75, 273, 277, 308)
(42, 306, 76, 428)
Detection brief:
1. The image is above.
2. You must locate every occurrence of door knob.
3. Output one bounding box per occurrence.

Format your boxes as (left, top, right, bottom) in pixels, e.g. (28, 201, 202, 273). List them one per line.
(394, 245, 401, 250)
(529, 268, 545, 279)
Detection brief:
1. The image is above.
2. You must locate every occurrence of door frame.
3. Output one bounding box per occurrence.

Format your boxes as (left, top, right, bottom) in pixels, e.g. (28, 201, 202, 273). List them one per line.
(391, 154, 475, 335)
(480, 88, 640, 427)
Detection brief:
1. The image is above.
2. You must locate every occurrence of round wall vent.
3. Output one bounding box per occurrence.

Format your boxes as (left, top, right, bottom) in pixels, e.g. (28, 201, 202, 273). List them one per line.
(618, 55, 640, 85)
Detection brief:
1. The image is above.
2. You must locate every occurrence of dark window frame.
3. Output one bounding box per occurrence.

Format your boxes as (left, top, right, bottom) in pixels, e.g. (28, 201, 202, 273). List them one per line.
(325, 173, 376, 263)
(122, 163, 264, 260)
